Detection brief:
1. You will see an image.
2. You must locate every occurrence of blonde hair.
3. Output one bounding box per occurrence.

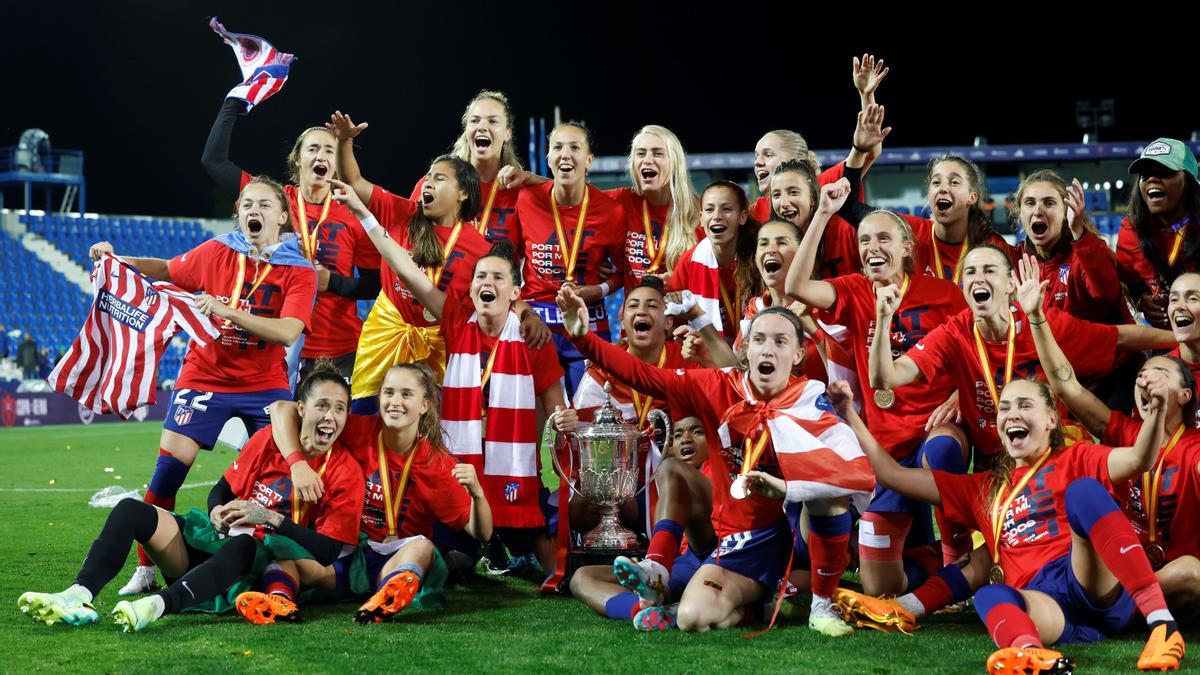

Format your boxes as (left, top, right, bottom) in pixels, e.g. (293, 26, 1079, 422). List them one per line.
(861, 209, 916, 275)
(451, 90, 523, 171)
(627, 125, 699, 266)
(763, 129, 821, 175)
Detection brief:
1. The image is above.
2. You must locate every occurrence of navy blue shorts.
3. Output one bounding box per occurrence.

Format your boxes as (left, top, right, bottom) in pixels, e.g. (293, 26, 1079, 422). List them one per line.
(866, 446, 937, 546)
(668, 547, 707, 599)
(163, 388, 289, 449)
(333, 547, 394, 591)
(1025, 553, 1135, 644)
(683, 519, 793, 592)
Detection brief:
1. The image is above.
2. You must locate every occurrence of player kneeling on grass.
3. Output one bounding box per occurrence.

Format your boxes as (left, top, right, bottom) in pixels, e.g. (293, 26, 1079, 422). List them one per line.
(570, 416, 712, 629)
(828, 374, 1186, 673)
(240, 363, 493, 624)
(17, 362, 363, 632)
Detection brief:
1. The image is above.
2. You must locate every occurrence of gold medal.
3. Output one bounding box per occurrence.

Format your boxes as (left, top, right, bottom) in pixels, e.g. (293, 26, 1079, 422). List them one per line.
(423, 306, 437, 322)
(988, 564, 1005, 585)
(873, 389, 896, 409)
(1147, 543, 1166, 570)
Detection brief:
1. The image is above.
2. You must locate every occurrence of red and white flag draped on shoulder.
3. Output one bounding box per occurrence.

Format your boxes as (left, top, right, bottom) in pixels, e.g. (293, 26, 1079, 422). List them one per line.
(718, 371, 875, 511)
(440, 311, 542, 528)
(49, 254, 220, 418)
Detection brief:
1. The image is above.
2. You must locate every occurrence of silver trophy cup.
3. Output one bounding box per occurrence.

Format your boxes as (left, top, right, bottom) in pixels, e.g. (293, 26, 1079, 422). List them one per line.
(546, 383, 671, 550)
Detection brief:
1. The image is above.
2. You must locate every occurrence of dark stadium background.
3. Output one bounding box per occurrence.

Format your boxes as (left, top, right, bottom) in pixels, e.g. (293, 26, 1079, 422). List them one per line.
(0, 3, 1190, 218)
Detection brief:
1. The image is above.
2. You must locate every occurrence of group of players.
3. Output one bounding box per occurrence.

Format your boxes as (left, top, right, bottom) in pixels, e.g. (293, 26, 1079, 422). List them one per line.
(15, 53, 1200, 673)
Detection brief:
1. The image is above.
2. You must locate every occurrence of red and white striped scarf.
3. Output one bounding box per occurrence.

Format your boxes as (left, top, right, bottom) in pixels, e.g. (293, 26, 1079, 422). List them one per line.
(684, 238, 730, 334)
(209, 18, 295, 112)
(49, 254, 219, 418)
(718, 372, 874, 512)
(441, 311, 541, 528)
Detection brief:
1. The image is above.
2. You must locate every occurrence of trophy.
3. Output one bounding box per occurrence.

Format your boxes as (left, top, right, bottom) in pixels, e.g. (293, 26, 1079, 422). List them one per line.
(545, 383, 671, 550)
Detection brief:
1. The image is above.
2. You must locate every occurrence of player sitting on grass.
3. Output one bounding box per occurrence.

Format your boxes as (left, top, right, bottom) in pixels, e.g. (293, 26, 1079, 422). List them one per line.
(18, 361, 363, 632)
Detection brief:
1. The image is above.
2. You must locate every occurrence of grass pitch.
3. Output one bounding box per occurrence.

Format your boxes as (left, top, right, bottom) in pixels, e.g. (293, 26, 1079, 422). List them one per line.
(0, 423, 1190, 673)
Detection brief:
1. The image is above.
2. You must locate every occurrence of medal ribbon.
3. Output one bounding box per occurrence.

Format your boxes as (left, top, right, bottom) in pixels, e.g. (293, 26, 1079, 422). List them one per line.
(738, 427, 772, 477)
(642, 198, 668, 274)
(930, 233, 969, 283)
(425, 221, 465, 289)
(972, 310, 1016, 407)
(717, 279, 740, 337)
(225, 254, 274, 326)
(476, 181, 500, 236)
(377, 432, 419, 539)
(291, 448, 333, 525)
(1143, 425, 1186, 545)
(629, 345, 667, 427)
(295, 189, 333, 262)
(550, 187, 590, 283)
(989, 447, 1053, 565)
(1167, 217, 1191, 267)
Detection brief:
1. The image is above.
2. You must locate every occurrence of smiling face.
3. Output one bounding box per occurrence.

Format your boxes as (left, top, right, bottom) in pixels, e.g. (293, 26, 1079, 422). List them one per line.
(1134, 356, 1193, 420)
(858, 213, 912, 283)
(297, 380, 349, 453)
(294, 128, 337, 189)
(669, 416, 709, 467)
(745, 312, 804, 398)
(753, 133, 793, 193)
(237, 182, 288, 247)
(470, 255, 519, 317)
(756, 221, 799, 290)
(622, 285, 667, 351)
(631, 132, 671, 193)
(960, 246, 1014, 317)
(1168, 273, 1200, 343)
(1138, 165, 1188, 217)
(548, 125, 593, 188)
(927, 160, 979, 225)
(378, 368, 431, 433)
(464, 98, 512, 165)
(1019, 181, 1067, 251)
(997, 380, 1057, 461)
(700, 185, 747, 247)
(419, 160, 467, 221)
(770, 170, 815, 229)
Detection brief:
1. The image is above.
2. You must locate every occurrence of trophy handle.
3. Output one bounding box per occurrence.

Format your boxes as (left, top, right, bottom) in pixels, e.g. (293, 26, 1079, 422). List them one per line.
(634, 408, 672, 497)
(543, 413, 578, 495)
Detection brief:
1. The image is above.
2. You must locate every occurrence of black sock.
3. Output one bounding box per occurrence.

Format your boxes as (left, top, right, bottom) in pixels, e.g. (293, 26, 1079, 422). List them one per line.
(74, 498, 160, 597)
(159, 534, 256, 615)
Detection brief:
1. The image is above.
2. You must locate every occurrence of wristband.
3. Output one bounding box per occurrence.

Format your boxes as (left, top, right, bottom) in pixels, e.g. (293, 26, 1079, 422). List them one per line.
(598, 282, 611, 296)
(286, 452, 307, 468)
(852, 143, 872, 154)
(688, 314, 714, 332)
(359, 214, 381, 233)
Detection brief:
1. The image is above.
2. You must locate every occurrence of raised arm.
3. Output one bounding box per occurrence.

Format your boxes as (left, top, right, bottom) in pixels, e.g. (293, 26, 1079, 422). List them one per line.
(828, 381, 941, 506)
(327, 111, 375, 206)
(200, 98, 249, 194)
(1106, 370, 1168, 482)
(848, 56, 889, 173)
(867, 284, 922, 388)
(784, 181, 849, 306)
(1014, 254, 1112, 438)
(330, 179, 447, 318)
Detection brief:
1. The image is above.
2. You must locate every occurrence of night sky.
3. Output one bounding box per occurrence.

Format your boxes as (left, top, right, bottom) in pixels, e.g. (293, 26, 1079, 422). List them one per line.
(2, 3, 1190, 218)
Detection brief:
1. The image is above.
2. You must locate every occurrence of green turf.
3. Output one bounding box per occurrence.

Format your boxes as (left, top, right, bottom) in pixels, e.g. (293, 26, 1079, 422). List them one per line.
(0, 423, 1190, 673)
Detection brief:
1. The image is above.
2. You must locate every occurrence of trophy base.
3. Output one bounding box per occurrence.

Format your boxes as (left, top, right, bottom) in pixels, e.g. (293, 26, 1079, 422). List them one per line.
(581, 526, 640, 551)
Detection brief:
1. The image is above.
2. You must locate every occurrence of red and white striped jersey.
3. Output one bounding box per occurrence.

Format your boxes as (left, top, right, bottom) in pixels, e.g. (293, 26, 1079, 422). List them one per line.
(49, 254, 220, 418)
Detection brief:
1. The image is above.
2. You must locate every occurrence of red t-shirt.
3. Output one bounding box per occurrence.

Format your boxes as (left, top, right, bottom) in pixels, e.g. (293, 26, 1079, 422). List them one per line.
(571, 332, 794, 537)
(339, 414, 472, 541)
(821, 274, 967, 456)
(440, 298, 564, 395)
(1103, 412, 1200, 563)
(517, 182, 627, 303)
(608, 187, 673, 292)
(575, 340, 697, 422)
(1018, 232, 1130, 325)
(904, 216, 1016, 282)
(223, 426, 364, 545)
(169, 240, 316, 393)
(1116, 215, 1199, 297)
(906, 308, 1118, 457)
(667, 244, 740, 342)
(1166, 347, 1200, 427)
(411, 176, 523, 249)
(240, 174, 381, 358)
(932, 442, 1112, 589)
(368, 185, 492, 327)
